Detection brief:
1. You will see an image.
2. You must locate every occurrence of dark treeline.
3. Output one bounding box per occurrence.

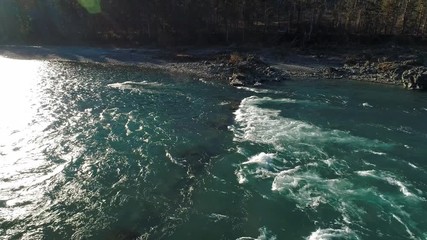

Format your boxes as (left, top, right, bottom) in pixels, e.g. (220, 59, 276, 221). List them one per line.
(1, 0, 427, 46)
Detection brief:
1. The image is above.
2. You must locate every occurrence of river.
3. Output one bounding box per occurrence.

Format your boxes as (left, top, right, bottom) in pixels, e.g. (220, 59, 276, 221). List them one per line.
(1, 57, 426, 239)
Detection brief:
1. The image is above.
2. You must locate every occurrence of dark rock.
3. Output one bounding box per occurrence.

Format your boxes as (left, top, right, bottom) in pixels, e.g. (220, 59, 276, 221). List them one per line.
(230, 77, 245, 87)
(322, 67, 347, 79)
(417, 72, 427, 90)
(402, 67, 427, 90)
(253, 82, 262, 87)
(225, 53, 285, 86)
(401, 54, 424, 66)
(323, 53, 427, 90)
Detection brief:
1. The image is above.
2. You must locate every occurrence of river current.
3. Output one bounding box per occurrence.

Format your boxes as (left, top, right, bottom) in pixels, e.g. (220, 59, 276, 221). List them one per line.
(0, 57, 426, 239)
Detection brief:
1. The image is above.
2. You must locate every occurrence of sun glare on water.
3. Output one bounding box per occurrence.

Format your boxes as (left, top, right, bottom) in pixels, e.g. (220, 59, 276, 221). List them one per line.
(0, 57, 44, 133)
(0, 56, 50, 219)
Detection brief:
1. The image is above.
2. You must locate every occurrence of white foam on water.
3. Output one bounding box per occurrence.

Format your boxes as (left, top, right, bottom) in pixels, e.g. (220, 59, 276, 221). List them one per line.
(386, 177, 413, 197)
(397, 126, 414, 134)
(236, 86, 281, 94)
(107, 81, 163, 90)
(356, 170, 415, 197)
(270, 165, 424, 238)
(237, 153, 279, 184)
(368, 150, 387, 156)
(165, 151, 185, 167)
(236, 227, 277, 240)
(392, 214, 417, 240)
(232, 96, 425, 239)
(232, 96, 388, 151)
(236, 146, 247, 155)
(124, 115, 143, 136)
(107, 82, 129, 90)
(271, 166, 356, 211)
(208, 213, 229, 222)
(257, 227, 277, 240)
(408, 162, 418, 169)
(236, 168, 248, 184)
(362, 102, 373, 108)
(322, 158, 333, 167)
(242, 152, 276, 167)
(355, 170, 376, 177)
(306, 227, 355, 240)
(198, 78, 208, 84)
(124, 80, 163, 87)
(271, 166, 303, 191)
(362, 160, 376, 167)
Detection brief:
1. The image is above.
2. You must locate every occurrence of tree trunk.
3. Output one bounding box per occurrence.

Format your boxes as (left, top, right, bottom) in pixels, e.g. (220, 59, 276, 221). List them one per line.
(421, 12, 427, 35)
(401, 0, 409, 34)
(242, 0, 246, 42)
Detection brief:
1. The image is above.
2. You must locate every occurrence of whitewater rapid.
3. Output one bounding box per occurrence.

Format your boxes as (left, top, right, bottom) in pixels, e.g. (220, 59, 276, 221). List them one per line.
(231, 94, 427, 240)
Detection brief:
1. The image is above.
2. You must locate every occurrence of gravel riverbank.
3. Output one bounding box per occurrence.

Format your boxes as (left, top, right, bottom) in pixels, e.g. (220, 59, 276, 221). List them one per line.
(1, 45, 426, 90)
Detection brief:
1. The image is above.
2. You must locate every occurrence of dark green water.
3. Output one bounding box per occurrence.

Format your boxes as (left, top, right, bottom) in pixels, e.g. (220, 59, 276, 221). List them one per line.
(0, 57, 426, 240)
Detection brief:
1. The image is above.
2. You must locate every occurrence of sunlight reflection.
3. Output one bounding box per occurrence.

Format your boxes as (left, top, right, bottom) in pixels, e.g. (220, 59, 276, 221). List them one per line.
(0, 57, 47, 217)
(0, 57, 86, 228)
(0, 57, 44, 135)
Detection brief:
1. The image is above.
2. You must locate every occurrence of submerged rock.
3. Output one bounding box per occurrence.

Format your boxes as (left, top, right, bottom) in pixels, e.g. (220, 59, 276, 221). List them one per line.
(253, 81, 262, 87)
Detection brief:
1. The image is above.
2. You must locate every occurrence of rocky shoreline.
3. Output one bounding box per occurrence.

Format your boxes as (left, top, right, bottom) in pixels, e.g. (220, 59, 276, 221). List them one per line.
(1, 45, 426, 90)
(159, 47, 427, 91)
(321, 53, 427, 90)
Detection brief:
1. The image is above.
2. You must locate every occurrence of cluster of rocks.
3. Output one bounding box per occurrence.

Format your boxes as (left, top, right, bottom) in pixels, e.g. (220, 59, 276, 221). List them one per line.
(322, 54, 427, 90)
(164, 52, 287, 87)
(164, 48, 426, 91)
(401, 66, 427, 90)
(226, 54, 287, 87)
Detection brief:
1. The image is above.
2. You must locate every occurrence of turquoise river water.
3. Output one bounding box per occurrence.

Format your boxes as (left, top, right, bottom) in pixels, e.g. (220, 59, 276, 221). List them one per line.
(0, 57, 427, 240)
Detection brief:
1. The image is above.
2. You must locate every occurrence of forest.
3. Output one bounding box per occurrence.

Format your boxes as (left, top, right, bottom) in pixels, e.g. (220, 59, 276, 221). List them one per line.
(1, 0, 427, 46)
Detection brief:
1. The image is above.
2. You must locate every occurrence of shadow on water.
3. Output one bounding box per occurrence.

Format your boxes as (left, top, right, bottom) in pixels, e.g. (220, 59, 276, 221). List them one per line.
(0, 45, 165, 65)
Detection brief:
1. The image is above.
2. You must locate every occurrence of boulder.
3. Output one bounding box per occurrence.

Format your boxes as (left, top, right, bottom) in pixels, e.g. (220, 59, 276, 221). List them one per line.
(226, 53, 286, 86)
(402, 67, 427, 90)
(229, 73, 246, 86)
(416, 72, 427, 90)
(328, 54, 427, 89)
(402, 69, 416, 89)
(229, 78, 244, 86)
